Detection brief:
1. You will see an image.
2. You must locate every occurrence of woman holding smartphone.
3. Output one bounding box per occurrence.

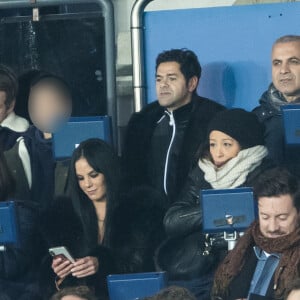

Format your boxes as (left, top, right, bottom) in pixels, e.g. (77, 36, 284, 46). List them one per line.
(40, 138, 120, 299)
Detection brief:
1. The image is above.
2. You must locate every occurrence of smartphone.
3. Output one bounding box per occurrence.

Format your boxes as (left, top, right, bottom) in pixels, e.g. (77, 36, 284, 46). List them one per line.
(49, 246, 75, 263)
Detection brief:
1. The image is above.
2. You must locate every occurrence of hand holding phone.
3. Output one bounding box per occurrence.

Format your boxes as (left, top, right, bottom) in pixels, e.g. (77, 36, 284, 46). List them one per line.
(49, 246, 75, 263)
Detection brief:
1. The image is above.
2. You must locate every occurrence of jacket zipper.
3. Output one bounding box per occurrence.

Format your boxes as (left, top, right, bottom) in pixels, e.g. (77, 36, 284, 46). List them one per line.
(163, 111, 176, 195)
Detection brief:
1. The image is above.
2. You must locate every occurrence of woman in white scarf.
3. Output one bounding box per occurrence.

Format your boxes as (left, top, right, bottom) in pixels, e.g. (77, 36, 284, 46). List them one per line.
(157, 109, 275, 300)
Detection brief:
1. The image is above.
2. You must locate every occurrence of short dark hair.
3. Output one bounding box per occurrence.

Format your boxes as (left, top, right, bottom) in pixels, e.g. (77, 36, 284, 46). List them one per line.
(253, 167, 300, 211)
(50, 285, 97, 300)
(143, 286, 196, 300)
(0, 64, 18, 108)
(155, 48, 202, 83)
(274, 35, 300, 45)
(284, 278, 300, 300)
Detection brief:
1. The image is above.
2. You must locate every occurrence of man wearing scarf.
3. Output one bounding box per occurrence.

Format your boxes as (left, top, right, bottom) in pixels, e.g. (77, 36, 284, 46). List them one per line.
(212, 167, 300, 300)
(253, 35, 300, 175)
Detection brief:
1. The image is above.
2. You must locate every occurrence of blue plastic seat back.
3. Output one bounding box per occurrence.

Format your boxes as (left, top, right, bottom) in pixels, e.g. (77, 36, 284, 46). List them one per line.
(0, 201, 19, 246)
(52, 115, 112, 160)
(281, 105, 300, 145)
(107, 272, 167, 300)
(201, 187, 257, 233)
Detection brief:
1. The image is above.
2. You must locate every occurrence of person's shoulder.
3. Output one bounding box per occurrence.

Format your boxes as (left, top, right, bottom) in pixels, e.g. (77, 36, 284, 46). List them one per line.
(132, 101, 162, 117)
(252, 103, 278, 123)
(1, 112, 29, 133)
(252, 87, 280, 121)
(127, 101, 163, 127)
(252, 104, 262, 116)
(246, 157, 276, 186)
(192, 95, 225, 111)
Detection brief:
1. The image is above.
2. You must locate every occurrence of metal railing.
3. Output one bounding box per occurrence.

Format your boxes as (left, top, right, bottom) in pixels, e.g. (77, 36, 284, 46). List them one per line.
(131, 0, 153, 112)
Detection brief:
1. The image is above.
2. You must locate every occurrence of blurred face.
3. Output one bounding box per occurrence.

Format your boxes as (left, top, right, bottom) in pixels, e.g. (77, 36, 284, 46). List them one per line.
(209, 130, 241, 168)
(29, 83, 71, 133)
(258, 194, 299, 238)
(287, 289, 300, 300)
(155, 61, 198, 111)
(0, 91, 14, 123)
(75, 157, 106, 203)
(272, 41, 300, 102)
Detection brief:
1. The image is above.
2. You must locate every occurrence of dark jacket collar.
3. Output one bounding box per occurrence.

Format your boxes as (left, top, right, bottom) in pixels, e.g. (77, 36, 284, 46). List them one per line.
(258, 83, 300, 117)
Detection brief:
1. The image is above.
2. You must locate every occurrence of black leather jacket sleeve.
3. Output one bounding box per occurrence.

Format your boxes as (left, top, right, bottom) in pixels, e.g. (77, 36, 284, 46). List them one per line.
(164, 166, 211, 237)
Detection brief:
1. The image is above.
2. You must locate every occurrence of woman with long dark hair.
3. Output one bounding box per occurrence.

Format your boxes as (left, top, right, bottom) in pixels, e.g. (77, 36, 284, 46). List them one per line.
(65, 137, 120, 248)
(40, 138, 120, 299)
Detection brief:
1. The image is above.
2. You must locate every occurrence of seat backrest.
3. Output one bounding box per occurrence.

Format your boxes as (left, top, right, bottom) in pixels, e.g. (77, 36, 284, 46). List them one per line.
(201, 187, 256, 233)
(107, 272, 167, 300)
(0, 201, 19, 247)
(52, 115, 112, 160)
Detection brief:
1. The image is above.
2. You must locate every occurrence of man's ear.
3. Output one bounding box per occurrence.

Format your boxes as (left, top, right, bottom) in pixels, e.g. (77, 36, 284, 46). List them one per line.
(7, 99, 15, 114)
(187, 76, 199, 93)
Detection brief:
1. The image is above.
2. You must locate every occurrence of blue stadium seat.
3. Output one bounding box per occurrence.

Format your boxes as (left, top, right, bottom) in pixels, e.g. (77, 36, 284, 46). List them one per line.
(107, 272, 167, 300)
(52, 115, 112, 160)
(0, 201, 19, 249)
(281, 105, 300, 145)
(201, 187, 256, 234)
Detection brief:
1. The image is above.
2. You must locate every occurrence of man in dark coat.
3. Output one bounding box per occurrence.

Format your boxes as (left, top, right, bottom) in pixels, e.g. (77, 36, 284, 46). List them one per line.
(253, 35, 300, 175)
(122, 49, 225, 202)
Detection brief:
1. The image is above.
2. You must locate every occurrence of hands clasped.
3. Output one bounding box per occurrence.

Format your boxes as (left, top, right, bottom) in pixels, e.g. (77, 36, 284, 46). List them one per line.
(52, 256, 99, 279)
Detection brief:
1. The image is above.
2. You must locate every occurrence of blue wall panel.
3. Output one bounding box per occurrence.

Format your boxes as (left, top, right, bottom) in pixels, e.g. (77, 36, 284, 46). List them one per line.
(144, 3, 300, 110)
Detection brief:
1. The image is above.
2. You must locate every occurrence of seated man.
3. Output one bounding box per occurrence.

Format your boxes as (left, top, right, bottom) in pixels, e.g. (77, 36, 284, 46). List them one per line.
(253, 35, 300, 169)
(122, 48, 224, 202)
(212, 167, 300, 300)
